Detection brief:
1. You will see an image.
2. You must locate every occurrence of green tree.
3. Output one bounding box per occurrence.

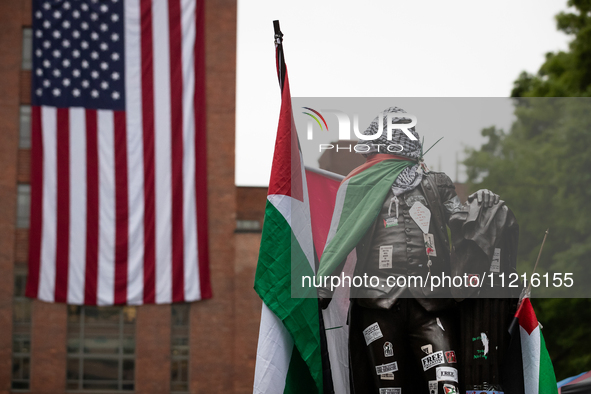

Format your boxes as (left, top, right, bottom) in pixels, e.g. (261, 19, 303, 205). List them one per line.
(465, 0, 591, 380)
(511, 0, 591, 97)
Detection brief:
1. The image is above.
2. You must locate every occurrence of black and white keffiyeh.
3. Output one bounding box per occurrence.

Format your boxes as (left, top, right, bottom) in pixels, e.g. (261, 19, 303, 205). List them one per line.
(358, 107, 423, 196)
(358, 107, 421, 160)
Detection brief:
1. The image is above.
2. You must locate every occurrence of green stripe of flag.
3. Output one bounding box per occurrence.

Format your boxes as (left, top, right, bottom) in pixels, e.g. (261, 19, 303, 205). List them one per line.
(539, 332, 558, 394)
(318, 159, 413, 278)
(255, 200, 322, 393)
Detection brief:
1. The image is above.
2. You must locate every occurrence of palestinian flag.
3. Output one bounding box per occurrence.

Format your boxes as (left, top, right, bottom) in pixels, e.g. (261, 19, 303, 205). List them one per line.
(504, 297, 558, 394)
(318, 155, 414, 278)
(253, 51, 323, 392)
(306, 167, 351, 394)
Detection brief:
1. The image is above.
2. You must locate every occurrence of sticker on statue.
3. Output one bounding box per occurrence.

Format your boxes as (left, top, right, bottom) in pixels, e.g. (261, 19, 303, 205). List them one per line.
(363, 322, 383, 345)
(383, 341, 394, 357)
(421, 344, 433, 354)
(428, 380, 438, 394)
(375, 361, 398, 375)
(384, 217, 398, 228)
(467, 274, 480, 287)
(444, 350, 457, 363)
(379, 245, 393, 269)
(423, 233, 437, 256)
(409, 201, 431, 233)
(490, 247, 501, 272)
(379, 388, 401, 394)
(443, 384, 458, 394)
(435, 366, 458, 383)
(421, 350, 444, 371)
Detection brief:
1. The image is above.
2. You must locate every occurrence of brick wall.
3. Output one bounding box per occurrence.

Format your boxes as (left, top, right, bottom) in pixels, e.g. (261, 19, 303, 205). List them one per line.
(0, 1, 28, 393)
(0, 0, 240, 393)
(233, 187, 267, 391)
(233, 232, 263, 393)
(236, 186, 267, 228)
(189, 0, 237, 392)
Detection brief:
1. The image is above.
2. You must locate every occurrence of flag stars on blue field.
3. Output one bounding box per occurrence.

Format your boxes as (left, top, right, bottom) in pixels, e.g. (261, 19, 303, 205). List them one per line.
(33, 0, 125, 110)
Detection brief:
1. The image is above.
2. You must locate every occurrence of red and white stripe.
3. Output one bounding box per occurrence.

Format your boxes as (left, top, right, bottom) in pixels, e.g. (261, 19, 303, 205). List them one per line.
(26, 0, 211, 305)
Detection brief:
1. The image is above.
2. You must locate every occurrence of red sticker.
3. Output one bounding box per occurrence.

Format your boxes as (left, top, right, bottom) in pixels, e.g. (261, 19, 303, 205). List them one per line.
(445, 350, 457, 363)
(467, 274, 480, 287)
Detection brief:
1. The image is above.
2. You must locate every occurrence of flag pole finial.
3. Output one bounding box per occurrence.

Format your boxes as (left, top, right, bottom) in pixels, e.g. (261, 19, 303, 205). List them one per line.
(273, 20, 286, 91)
(273, 20, 283, 45)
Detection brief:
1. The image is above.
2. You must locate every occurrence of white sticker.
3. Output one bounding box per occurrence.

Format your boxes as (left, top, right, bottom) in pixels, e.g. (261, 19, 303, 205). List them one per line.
(384, 341, 394, 357)
(421, 350, 444, 371)
(409, 201, 431, 233)
(379, 245, 393, 269)
(423, 233, 437, 256)
(436, 317, 445, 331)
(421, 344, 433, 354)
(428, 380, 438, 394)
(481, 332, 489, 356)
(380, 372, 395, 380)
(376, 361, 398, 375)
(379, 388, 401, 394)
(363, 322, 383, 345)
(465, 391, 502, 394)
(436, 367, 458, 383)
(490, 248, 501, 272)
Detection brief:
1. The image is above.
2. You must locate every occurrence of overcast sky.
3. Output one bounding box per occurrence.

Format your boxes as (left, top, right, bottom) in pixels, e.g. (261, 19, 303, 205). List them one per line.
(235, 0, 571, 186)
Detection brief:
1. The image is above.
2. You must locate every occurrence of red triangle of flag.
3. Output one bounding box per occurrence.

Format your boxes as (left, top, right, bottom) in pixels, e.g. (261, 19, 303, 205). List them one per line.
(516, 297, 538, 335)
(267, 70, 304, 202)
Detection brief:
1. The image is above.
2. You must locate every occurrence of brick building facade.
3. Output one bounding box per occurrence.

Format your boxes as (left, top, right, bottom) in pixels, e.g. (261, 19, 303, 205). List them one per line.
(0, 1, 268, 393)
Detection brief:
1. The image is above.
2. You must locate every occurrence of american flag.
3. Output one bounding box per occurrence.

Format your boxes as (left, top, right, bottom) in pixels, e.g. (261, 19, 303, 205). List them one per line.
(25, 0, 211, 305)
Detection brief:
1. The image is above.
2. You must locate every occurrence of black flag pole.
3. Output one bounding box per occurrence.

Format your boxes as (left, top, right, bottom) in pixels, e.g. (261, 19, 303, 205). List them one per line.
(273, 20, 286, 92)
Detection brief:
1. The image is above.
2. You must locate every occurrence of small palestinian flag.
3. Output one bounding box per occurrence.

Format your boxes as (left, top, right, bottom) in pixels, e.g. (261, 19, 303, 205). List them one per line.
(503, 297, 558, 394)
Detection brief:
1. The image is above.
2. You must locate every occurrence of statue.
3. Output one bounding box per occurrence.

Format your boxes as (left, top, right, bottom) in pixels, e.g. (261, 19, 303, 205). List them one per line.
(317, 107, 503, 393)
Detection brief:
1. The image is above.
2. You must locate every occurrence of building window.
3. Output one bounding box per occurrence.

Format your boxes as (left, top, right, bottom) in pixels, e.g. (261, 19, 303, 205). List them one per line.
(16, 185, 31, 229)
(67, 306, 136, 391)
(12, 267, 31, 391)
(19, 106, 32, 149)
(171, 304, 189, 393)
(22, 28, 32, 70)
(236, 219, 261, 232)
